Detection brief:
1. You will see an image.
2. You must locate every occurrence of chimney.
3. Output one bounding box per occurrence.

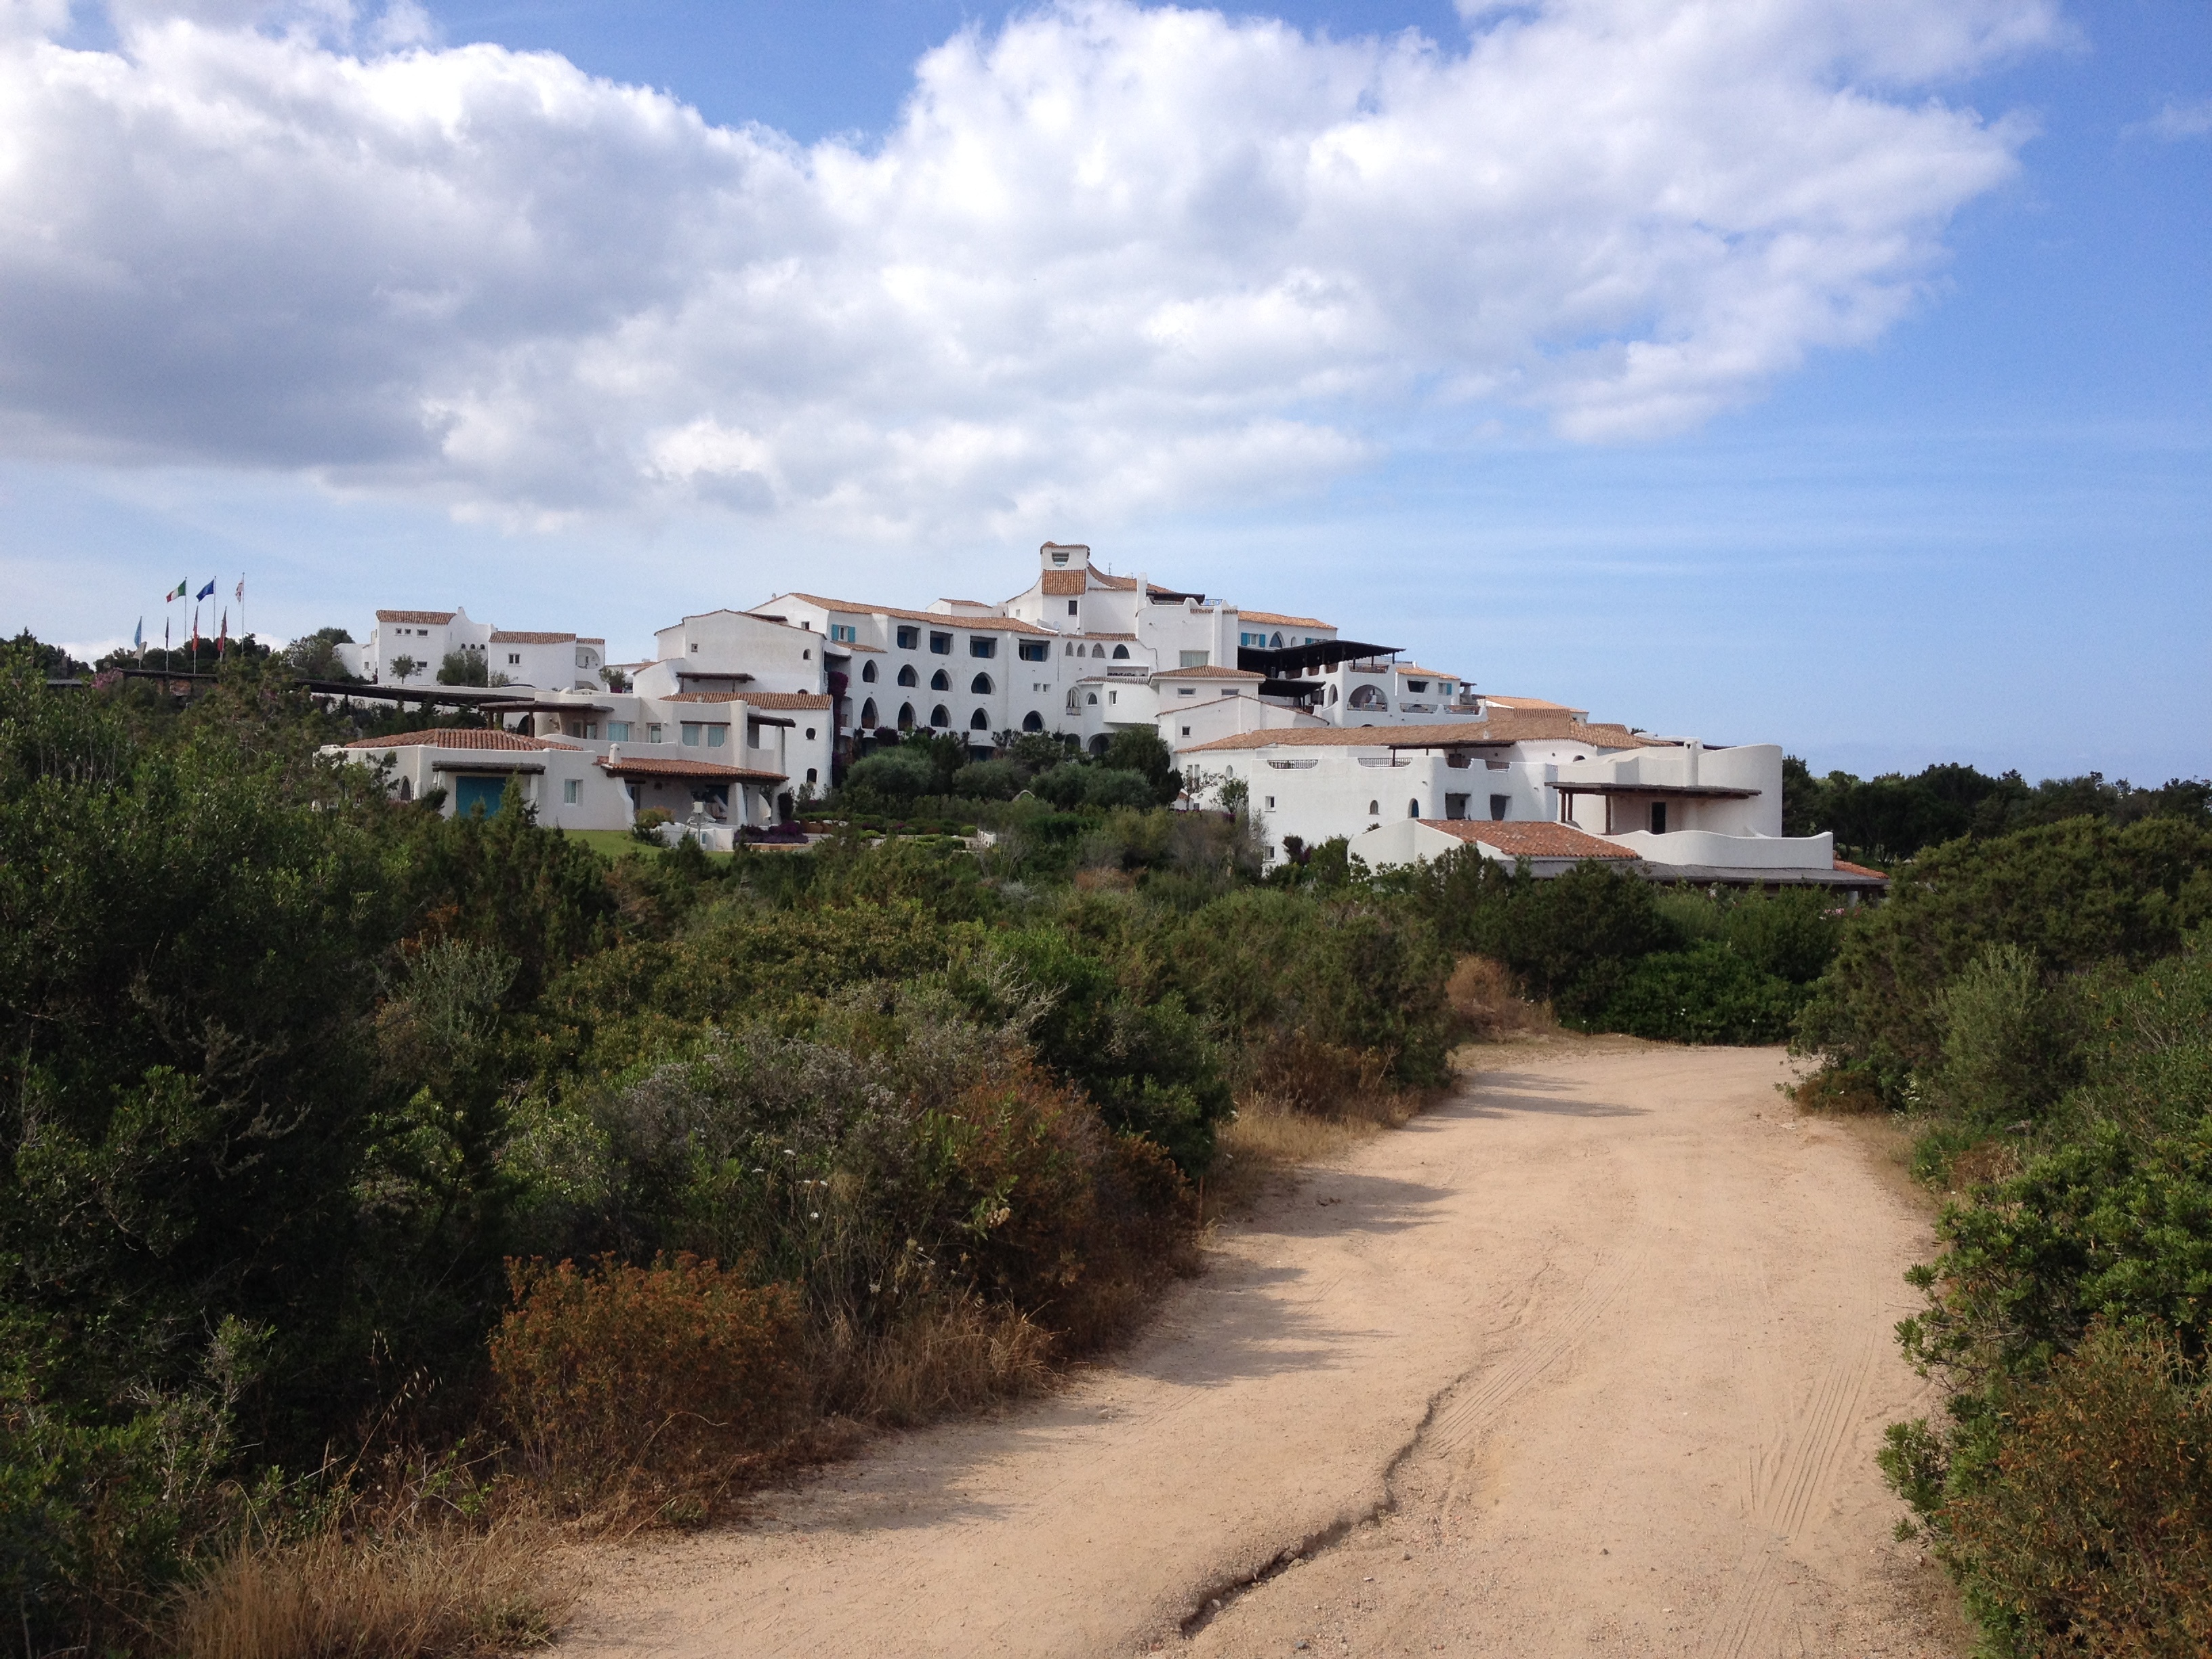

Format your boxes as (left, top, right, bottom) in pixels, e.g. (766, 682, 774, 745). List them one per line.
(605, 743, 621, 765)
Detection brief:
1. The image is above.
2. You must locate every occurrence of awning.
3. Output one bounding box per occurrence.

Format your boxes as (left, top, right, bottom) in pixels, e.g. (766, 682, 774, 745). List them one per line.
(1235, 638, 1401, 678)
(430, 760, 546, 775)
(599, 757, 787, 783)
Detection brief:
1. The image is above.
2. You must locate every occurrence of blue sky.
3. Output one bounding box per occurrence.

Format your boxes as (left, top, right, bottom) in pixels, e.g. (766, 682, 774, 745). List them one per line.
(4, 0, 2206, 781)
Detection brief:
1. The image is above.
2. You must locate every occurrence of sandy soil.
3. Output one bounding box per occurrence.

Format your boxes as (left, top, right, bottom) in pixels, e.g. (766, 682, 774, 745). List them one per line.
(559, 1039, 1963, 1658)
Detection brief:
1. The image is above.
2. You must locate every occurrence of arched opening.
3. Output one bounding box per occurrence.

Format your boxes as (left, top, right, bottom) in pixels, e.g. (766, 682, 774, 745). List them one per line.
(861, 659, 878, 682)
(897, 701, 915, 729)
(860, 697, 878, 728)
(1271, 632, 1284, 647)
(969, 708, 990, 731)
(396, 775, 413, 801)
(927, 668, 949, 691)
(1021, 710, 1044, 732)
(1347, 684, 1387, 710)
(1064, 642, 1076, 655)
(1088, 734, 1111, 756)
(1408, 798, 1420, 817)
(1328, 685, 1339, 704)
(1111, 644, 1129, 659)
(970, 672, 993, 694)
(1367, 799, 1379, 815)
(930, 704, 950, 728)
(1065, 688, 1082, 714)
(1085, 692, 1098, 705)
(1090, 643, 1105, 657)
(897, 664, 918, 687)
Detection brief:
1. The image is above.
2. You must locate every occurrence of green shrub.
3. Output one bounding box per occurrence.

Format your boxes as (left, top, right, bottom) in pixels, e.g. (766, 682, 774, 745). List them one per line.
(843, 746, 939, 800)
(1927, 943, 2081, 1128)
(1798, 818, 2212, 1097)
(1594, 943, 1803, 1044)
(1912, 1324, 2212, 1659)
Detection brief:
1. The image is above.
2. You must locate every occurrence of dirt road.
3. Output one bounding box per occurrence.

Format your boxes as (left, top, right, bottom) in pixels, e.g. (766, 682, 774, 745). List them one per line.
(561, 1040, 1958, 1658)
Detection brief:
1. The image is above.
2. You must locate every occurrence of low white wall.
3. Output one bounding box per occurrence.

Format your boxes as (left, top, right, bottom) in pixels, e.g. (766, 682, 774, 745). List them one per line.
(1608, 827, 1833, 869)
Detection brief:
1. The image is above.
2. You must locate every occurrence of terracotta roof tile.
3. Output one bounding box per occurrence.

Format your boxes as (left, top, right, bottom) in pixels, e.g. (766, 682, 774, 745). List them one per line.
(1420, 820, 1637, 860)
(1040, 571, 1088, 596)
(375, 609, 455, 624)
(1153, 665, 1264, 681)
(1235, 609, 1332, 630)
(661, 691, 834, 710)
(1832, 858, 1889, 880)
(344, 729, 573, 752)
(1481, 694, 1587, 714)
(488, 630, 577, 644)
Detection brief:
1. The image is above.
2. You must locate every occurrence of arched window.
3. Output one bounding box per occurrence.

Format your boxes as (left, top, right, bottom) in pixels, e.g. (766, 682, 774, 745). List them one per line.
(930, 704, 950, 728)
(1271, 632, 1284, 647)
(1347, 684, 1387, 710)
(970, 672, 992, 694)
(969, 708, 990, 731)
(897, 702, 915, 729)
(1065, 687, 1081, 714)
(397, 775, 413, 801)
(860, 698, 878, 728)
(897, 663, 918, 687)
(1065, 642, 1076, 655)
(1086, 691, 1098, 705)
(1088, 734, 1110, 756)
(930, 668, 951, 691)
(1328, 685, 1339, 705)
(1111, 644, 1129, 659)
(1408, 798, 1420, 817)
(1021, 710, 1044, 732)
(1090, 643, 1105, 657)
(1367, 799, 1379, 815)
(861, 659, 878, 682)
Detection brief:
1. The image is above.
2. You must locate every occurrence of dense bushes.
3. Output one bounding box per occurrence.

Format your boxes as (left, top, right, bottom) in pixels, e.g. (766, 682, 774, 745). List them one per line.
(0, 650, 1462, 1653)
(1793, 815, 2212, 1656)
(1396, 848, 1839, 1043)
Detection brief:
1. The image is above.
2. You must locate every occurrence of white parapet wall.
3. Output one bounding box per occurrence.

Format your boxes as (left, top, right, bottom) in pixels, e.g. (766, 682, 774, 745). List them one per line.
(1606, 828, 1836, 869)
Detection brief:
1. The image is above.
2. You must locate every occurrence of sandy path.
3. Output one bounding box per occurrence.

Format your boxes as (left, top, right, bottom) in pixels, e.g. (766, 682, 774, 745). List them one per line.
(560, 1040, 1956, 1658)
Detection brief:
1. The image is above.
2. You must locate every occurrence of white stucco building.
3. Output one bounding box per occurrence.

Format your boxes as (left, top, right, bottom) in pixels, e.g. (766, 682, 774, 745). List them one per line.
(327, 541, 1874, 885)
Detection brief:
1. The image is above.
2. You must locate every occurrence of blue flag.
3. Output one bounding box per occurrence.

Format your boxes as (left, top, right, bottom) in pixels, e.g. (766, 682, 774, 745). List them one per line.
(195, 579, 216, 600)
(132, 617, 143, 649)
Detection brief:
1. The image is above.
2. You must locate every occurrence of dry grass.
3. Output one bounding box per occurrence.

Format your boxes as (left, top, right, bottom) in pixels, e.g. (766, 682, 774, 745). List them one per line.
(1446, 956, 1557, 1040)
(1787, 1063, 1887, 1115)
(826, 1296, 1057, 1427)
(173, 1517, 571, 1659)
(1202, 1080, 1429, 1221)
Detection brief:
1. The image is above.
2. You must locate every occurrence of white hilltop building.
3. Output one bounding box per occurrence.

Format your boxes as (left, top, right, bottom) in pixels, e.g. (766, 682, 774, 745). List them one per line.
(319, 541, 1875, 885)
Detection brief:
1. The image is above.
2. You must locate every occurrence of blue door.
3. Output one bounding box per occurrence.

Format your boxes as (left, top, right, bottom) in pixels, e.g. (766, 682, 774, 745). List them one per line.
(453, 775, 506, 817)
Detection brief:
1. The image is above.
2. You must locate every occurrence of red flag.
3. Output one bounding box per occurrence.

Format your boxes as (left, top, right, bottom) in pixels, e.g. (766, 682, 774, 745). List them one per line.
(218, 609, 230, 658)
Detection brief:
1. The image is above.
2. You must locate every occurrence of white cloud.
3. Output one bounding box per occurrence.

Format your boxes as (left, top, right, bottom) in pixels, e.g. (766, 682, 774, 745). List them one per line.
(2139, 98, 2212, 140)
(0, 0, 2055, 537)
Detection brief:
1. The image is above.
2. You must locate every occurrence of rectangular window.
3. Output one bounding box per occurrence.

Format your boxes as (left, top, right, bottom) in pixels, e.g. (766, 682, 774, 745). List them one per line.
(1650, 802, 1667, 834)
(1181, 725, 1191, 737)
(647, 722, 663, 743)
(1018, 640, 1048, 661)
(1490, 795, 1511, 821)
(1179, 650, 1208, 668)
(1108, 690, 1117, 705)
(508, 653, 520, 665)
(707, 726, 726, 748)
(680, 723, 701, 746)
(829, 623, 857, 642)
(1179, 687, 1195, 697)
(1067, 599, 1079, 616)
(1406, 679, 1428, 692)
(1265, 796, 1275, 809)
(896, 626, 919, 649)
(928, 631, 952, 655)
(1445, 793, 1469, 820)
(608, 722, 630, 741)
(968, 637, 996, 658)
(562, 778, 580, 805)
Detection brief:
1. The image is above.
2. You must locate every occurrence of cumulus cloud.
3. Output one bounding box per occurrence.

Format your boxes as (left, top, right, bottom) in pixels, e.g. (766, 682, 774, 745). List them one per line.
(2139, 98, 2212, 140)
(0, 0, 2055, 535)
